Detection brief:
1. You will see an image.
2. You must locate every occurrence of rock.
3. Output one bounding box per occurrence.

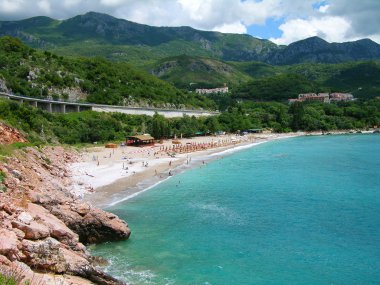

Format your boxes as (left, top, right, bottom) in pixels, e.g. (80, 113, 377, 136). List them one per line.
(72, 202, 91, 216)
(0, 229, 20, 260)
(52, 204, 130, 244)
(0, 254, 12, 266)
(12, 220, 50, 240)
(11, 228, 26, 240)
(11, 170, 23, 180)
(21, 238, 124, 284)
(17, 212, 33, 224)
(21, 237, 62, 272)
(27, 203, 79, 246)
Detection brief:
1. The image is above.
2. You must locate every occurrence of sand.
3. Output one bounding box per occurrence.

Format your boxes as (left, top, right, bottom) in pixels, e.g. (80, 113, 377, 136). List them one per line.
(70, 132, 305, 208)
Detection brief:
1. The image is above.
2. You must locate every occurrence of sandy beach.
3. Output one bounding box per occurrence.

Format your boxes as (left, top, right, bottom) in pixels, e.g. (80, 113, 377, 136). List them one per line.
(70, 132, 305, 208)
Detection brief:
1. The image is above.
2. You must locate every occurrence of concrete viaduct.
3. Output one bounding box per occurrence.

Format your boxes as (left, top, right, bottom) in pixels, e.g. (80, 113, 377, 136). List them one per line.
(0, 92, 219, 118)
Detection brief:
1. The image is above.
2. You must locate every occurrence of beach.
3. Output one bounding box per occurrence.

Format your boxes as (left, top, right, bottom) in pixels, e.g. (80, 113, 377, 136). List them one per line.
(70, 132, 304, 208)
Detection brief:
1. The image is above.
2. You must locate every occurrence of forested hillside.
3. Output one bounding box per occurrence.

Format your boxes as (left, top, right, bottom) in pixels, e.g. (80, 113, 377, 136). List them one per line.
(0, 36, 215, 109)
(230, 61, 380, 101)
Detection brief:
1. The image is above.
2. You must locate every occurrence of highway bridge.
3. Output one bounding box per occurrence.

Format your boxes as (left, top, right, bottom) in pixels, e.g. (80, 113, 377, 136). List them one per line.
(0, 92, 219, 118)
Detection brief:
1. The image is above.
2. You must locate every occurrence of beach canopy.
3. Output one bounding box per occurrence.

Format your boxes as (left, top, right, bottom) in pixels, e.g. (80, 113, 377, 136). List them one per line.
(128, 135, 154, 141)
(126, 134, 155, 146)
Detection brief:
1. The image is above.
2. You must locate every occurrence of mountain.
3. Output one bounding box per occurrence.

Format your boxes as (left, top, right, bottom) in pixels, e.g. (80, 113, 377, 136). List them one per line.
(149, 55, 251, 90)
(0, 12, 277, 65)
(270, 36, 380, 65)
(1, 12, 379, 65)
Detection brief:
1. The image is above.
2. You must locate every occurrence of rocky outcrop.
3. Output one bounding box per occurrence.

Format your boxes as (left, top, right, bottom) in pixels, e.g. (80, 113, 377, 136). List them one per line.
(0, 145, 131, 284)
(0, 122, 27, 144)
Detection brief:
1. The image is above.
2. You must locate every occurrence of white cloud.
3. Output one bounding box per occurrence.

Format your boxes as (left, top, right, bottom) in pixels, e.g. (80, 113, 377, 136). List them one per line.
(100, 0, 127, 7)
(38, 0, 51, 13)
(270, 16, 352, 45)
(63, 0, 82, 7)
(0, 0, 379, 44)
(213, 21, 247, 34)
(318, 4, 329, 13)
(0, 0, 24, 13)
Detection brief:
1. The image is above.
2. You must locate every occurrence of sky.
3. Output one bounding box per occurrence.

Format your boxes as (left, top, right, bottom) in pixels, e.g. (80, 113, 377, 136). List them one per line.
(0, 0, 379, 45)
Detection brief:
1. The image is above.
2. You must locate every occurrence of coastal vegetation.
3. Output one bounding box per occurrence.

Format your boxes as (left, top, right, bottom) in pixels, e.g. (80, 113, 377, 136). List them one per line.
(1, 98, 379, 144)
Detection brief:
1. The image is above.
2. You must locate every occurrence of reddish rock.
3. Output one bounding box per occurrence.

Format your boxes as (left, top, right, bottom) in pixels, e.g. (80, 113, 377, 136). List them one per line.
(52, 204, 131, 244)
(0, 145, 130, 284)
(0, 122, 27, 144)
(12, 220, 50, 240)
(0, 229, 20, 260)
(27, 203, 79, 246)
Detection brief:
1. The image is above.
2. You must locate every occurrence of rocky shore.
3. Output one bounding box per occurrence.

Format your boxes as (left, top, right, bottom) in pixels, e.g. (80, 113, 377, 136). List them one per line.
(0, 127, 131, 285)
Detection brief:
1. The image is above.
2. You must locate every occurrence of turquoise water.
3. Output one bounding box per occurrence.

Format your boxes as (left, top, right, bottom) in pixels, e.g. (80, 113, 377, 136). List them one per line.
(91, 135, 380, 285)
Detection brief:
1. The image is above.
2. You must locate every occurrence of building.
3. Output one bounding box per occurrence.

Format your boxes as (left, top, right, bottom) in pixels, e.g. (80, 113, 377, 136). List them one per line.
(298, 93, 330, 103)
(126, 134, 155, 146)
(329, 93, 354, 101)
(288, 92, 354, 104)
(195, 87, 229, 94)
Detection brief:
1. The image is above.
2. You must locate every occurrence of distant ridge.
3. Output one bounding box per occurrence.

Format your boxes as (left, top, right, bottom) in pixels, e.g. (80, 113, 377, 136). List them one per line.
(1, 12, 379, 64)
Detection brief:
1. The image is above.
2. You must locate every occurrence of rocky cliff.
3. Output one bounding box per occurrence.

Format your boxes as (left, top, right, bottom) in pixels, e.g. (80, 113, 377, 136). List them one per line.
(0, 135, 131, 284)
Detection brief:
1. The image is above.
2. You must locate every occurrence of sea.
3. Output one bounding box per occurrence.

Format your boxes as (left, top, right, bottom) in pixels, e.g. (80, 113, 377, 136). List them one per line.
(90, 134, 380, 285)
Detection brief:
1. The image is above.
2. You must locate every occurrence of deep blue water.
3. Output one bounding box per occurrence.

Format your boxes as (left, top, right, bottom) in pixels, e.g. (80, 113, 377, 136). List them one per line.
(91, 135, 380, 285)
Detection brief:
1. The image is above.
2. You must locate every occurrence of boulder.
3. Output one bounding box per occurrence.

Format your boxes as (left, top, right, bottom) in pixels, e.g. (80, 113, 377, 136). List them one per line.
(17, 212, 33, 224)
(27, 203, 79, 246)
(21, 237, 64, 273)
(0, 229, 20, 260)
(12, 220, 50, 240)
(53, 204, 131, 244)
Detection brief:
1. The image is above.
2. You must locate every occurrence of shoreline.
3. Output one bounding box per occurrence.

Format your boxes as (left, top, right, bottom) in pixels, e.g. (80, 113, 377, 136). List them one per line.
(71, 133, 304, 208)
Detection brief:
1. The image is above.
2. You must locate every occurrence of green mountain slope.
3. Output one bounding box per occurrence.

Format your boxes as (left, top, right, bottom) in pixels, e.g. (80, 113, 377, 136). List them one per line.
(0, 36, 215, 109)
(148, 55, 251, 90)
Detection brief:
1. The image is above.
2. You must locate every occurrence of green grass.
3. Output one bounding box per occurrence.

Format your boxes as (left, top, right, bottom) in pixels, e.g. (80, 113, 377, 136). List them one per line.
(0, 142, 33, 160)
(0, 170, 5, 183)
(0, 273, 17, 285)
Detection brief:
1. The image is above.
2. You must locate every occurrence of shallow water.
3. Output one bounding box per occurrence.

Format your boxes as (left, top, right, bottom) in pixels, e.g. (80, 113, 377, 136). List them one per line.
(91, 134, 380, 285)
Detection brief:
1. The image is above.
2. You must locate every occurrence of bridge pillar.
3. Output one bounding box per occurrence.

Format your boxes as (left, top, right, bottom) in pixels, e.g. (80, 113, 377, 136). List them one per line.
(76, 105, 80, 112)
(61, 104, 66, 114)
(32, 101, 37, 108)
(48, 103, 52, 113)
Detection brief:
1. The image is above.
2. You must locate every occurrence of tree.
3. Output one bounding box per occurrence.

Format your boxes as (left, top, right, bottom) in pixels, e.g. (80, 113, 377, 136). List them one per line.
(289, 102, 305, 131)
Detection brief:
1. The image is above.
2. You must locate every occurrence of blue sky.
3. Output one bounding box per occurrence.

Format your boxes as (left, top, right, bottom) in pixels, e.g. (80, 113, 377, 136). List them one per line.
(0, 0, 379, 44)
(247, 18, 283, 41)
